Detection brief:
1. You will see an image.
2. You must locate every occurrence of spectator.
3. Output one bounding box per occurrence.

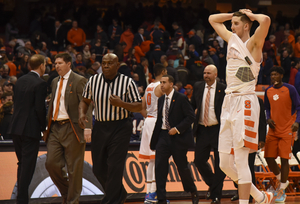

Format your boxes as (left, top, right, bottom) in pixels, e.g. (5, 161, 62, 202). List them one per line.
(2, 80, 14, 93)
(278, 37, 294, 57)
(52, 20, 64, 52)
(133, 27, 144, 46)
(152, 45, 165, 65)
(134, 57, 147, 90)
(186, 30, 202, 54)
(90, 62, 102, 75)
(134, 43, 145, 64)
(1, 65, 10, 80)
(281, 50, 292, 83)
(209, 47, 219, 69)
(120, 25, 134, 53)
(201, 49, 214, 67)
(5, 19, 19, 43)
(160, 55, 168, 68)
(176, 59, 189, 86)
(150, 24, 164, 46)
(67, 21, 86, 52)
(172, 22, 186, 54)
(6, 54, 17, 76)
(65, 45, 77, 63)
(184, 84, 193, 101)
(174, 53, 183, 68)
(263, 35, 277, 62)
(284, 30, 295, 48)
(175, 81, 185, 94)
(91, 39, 108, 63)
(124, 47, 137, 70)
(20, 54, 30, 75)
(289, 59, 300, 86)
(166, 59, 179, 83)
(292, 59, 300, 88)
(17, 41, 32, 56)
(108, 19, 123, 50)
(73, 53, 85, 68)
(82, 44, 91, 64)
(140, 36, 154, 54)
(188, 44, 199, 58)
(261, 52, 273, 85)
(94, 24, 108, 47)
(294, 35, 300, 60)
(0, 101, 13, 140)
(218, 50, 226, 84)
(0, 92, 13, 107)
(118, 61, 131, 77)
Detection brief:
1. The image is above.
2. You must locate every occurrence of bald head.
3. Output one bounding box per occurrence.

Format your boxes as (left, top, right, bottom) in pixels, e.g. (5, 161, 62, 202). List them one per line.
(103, 53, 118, 62)
(203, 65, 218, 86)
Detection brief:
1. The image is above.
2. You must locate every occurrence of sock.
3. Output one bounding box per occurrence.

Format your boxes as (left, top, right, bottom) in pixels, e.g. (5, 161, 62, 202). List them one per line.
(250, 183, 264, 203)
(239, 199, 249, 204)
(146, 182, 151, 194)
(280, 181, 288, 190)
(150, 181, 156, 193)
(276, 172, 281, 181)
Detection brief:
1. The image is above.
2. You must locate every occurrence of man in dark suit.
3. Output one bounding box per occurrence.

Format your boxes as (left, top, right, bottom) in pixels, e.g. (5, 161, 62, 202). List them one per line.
(44, 53, 92, 204)
(191, 65, 226, 204)
(150, 75, 199, 204)
(8, 54, 47, 204)
(133, 27, 144, 46)
(52, 20, 64, 51)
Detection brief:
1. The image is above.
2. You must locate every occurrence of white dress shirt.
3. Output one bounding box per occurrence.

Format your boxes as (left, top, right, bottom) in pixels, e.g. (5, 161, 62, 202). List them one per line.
(31, 70, 40, 77)
(52, 69, 71, 121)
(199, 80, 218, 126)
(162, 89, 174, 130)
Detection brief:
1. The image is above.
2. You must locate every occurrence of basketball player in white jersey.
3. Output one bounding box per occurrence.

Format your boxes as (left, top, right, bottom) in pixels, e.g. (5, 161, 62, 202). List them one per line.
(139, 63, 167, 203)
(209, 9, 272, 204)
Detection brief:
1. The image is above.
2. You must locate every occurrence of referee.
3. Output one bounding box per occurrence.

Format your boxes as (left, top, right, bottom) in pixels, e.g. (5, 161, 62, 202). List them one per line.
(79, 53, 142, 204)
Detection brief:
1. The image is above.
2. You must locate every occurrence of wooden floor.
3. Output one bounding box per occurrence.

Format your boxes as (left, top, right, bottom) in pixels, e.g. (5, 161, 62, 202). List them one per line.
(126, 197, 300, 204)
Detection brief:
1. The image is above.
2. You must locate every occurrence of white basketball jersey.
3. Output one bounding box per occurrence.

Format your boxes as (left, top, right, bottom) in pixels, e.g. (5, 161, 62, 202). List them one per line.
(145, 81, 160, 117)
(226, 34, 262, 94)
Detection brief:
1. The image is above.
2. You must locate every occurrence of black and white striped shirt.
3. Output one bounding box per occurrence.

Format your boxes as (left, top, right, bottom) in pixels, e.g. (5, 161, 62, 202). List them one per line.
(83, 73, 142, 121)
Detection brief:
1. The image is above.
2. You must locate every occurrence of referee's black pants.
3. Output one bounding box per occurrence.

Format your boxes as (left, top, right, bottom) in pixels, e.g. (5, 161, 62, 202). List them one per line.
(91, 118, 132, 204)
(155, 130, 197, 201)
(194, 125, 226, 201)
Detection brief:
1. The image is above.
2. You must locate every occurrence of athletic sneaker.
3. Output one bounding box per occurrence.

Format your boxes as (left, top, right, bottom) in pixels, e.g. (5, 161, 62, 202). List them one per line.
(257, 191, 274, 204)
(144, 193, 151, 203)
(275, 191, 286, 203)
(147, 192, 158, 202)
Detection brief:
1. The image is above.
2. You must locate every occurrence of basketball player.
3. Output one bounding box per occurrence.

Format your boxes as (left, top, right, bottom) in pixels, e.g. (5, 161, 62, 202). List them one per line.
(209, 9, 272, 204)
(139, 63, 167, 203)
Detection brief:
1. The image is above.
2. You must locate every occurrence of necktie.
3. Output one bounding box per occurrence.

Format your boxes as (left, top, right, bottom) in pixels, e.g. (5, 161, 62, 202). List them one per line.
(203, 86, 211, 127)
(53, 77, 64, 121)
(165, 97, 170, 130)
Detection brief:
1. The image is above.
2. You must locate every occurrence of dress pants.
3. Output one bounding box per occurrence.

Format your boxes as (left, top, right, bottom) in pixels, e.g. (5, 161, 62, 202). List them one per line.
(155, 130, 197, 201)
(194, 125, 226, 200)
(12, 135, 40, 204)
(91, 119, 132, 204)
(45, 122, 86, 204)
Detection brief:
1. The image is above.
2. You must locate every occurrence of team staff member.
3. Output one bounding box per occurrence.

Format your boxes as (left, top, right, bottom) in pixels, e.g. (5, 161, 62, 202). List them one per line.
(150, 75, 199, 204)
(79, 53, 142, 204)
(44, 53, 92, 204)
(8, 54, 47, 204)
(191, 65, 226, 204)
(264, 66, 300, 202)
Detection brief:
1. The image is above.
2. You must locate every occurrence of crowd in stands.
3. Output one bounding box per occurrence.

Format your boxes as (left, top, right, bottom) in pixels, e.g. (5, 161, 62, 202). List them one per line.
(1, 2, 300, 141)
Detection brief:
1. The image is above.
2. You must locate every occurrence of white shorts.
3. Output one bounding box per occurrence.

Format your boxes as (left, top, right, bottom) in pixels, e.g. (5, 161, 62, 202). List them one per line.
(139, 117, 156, 159)
(218, 94, 259, 154)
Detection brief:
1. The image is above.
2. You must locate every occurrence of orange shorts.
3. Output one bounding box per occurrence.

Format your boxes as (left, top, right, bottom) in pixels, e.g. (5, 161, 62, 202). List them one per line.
(264, 134, 295, 159)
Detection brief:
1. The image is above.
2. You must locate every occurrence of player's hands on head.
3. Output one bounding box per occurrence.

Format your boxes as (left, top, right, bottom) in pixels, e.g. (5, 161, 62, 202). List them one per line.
(291, 122, 299, 132)
(239, 9, 255, 21)
(267, 119, 276, 129)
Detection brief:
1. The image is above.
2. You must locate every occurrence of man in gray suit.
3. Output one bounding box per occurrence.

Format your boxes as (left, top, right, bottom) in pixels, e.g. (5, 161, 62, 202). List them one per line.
(44, 53, 92, 204)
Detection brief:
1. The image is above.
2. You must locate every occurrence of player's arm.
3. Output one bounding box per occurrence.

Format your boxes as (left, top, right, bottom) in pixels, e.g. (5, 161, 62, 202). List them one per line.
(154, 84, 164, 98)
(241, 9, 271, 49)
(264, 88, 276, 129)
(140, 96, 147, 118)
(208, 13, 233, 43)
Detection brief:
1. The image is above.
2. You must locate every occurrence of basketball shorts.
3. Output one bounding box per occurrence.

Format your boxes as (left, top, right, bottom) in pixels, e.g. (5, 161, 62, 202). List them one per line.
(139, 117, 156, 159)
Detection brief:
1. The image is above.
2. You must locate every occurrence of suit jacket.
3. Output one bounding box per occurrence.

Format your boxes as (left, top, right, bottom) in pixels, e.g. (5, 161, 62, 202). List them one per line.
(8, 72, 47, 139)
(150, 91, 195, 150)
(191, 81, 226, 136)
(44, 71, 92, 142)
(133, 33, 144, 46)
